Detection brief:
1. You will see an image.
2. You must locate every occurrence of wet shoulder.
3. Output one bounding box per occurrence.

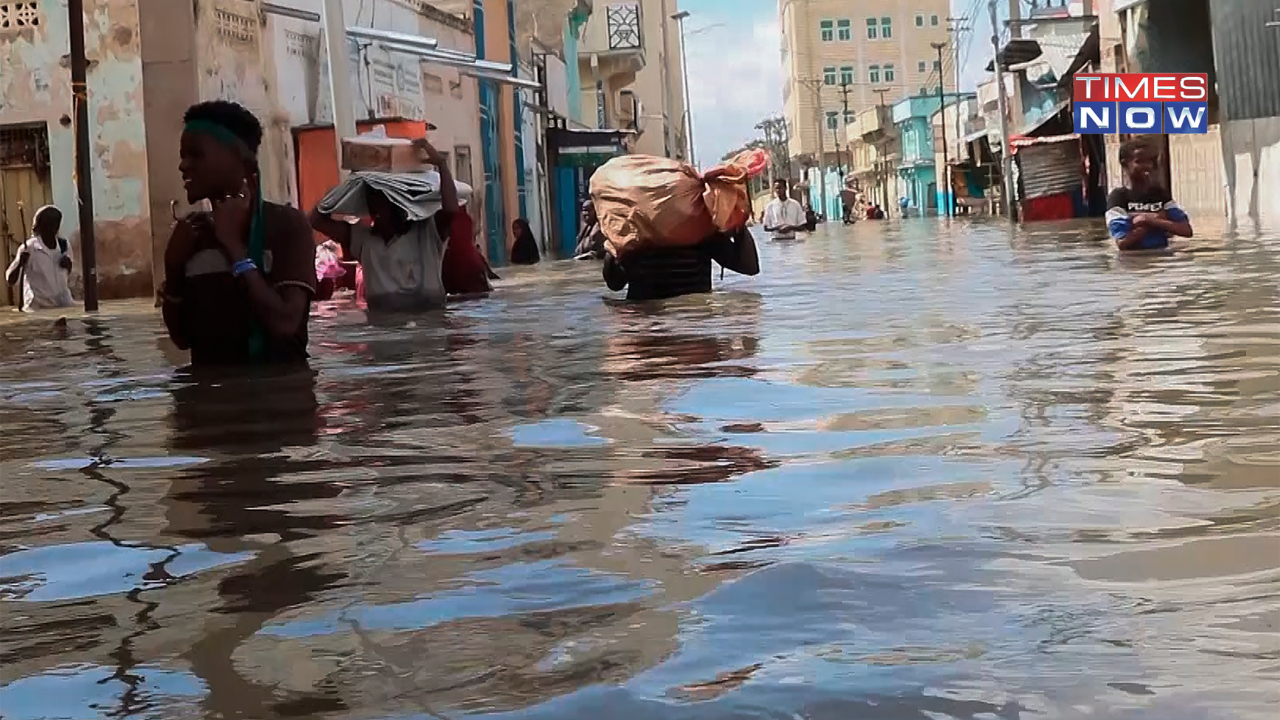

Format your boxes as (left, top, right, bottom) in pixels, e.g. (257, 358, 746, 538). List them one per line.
(1106, 187, 1129, 208)
(263, 202, 311, 244)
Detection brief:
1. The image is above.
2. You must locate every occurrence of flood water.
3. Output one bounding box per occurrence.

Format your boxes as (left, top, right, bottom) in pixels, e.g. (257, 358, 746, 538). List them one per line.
(1, 218, 1278, 720)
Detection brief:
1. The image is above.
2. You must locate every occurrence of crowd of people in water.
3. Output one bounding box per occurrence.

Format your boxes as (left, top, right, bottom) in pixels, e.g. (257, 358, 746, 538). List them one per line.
(6, 101, 1191, 372)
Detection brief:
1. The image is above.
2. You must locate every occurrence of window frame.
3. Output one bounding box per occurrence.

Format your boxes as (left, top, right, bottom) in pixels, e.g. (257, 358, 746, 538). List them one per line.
(915, 14, 924, 27)
(930, 14, 939, 27)
(826, 110, 839, 130)
(880, 17, 892, 39)
(884, 64, 895, 83)
(868, 64, 880, 83)
(866, 17, 877, 39)
(820, 19, 834, 42)
(917, 60, 927, 73)
(823, 66, 837, 85)
(836, 18, 851, 41)
(839, 65, 854, 86)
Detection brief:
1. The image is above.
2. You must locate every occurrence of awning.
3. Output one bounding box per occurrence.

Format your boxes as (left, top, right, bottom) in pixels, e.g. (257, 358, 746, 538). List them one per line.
(1017, 99, 1072, 137)
(1011, 133, 1080, 148)
(1057, 24, 1101, 87)
(1008, 33, 1093, 81)
(461, 67, 542, 90)
(985, 39, 1043, 72)
(370, 30, 541, 91)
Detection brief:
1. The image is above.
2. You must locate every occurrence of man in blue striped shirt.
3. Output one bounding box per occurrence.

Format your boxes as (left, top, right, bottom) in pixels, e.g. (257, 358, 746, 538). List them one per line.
(1105, 138, 1194, 252)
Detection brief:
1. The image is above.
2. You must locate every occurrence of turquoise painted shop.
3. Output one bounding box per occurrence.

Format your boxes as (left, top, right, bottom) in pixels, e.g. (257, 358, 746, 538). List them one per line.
(891, 95, 943, 215)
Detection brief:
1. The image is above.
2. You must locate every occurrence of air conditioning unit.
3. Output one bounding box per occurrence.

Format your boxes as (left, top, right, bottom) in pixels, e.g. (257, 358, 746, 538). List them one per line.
(616, 88, 643, 131)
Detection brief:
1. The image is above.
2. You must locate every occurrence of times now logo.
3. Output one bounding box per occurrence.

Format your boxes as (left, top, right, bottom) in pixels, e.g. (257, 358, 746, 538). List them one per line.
(1072, 73, 1209, 134)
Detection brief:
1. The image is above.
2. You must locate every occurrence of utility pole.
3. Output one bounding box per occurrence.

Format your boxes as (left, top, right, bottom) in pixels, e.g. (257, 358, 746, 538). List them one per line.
(947, 16, 969, 167)
(322, 0, 358, 177)
(672, 11, 696, 168)
(990, 0, 1016, 221)
(838, 80, 852, 180)
(67, 0, 97, 310)
(932, 41, 951, 217)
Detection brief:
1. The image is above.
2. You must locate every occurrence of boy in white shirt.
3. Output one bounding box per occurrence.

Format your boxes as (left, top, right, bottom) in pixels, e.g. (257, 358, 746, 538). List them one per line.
(6, 205, 75, 311)
(761, 179, 806, 240)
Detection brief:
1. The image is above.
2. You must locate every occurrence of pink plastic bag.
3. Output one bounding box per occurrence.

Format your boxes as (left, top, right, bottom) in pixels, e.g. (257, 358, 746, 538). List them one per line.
(315, 240, 347, 282)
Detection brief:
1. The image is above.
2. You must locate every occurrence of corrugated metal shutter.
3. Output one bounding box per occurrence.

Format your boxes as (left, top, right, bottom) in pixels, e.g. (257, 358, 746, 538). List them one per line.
(1018, 141, 1080, 199)
(1209, 0, 1280, 122)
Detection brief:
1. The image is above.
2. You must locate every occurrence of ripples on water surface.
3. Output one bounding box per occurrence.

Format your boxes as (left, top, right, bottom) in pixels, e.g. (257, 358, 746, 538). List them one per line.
(2, 219, 1278, 720)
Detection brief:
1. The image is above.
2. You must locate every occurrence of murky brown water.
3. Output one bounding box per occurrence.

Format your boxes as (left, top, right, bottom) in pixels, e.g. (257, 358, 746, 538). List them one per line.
(2, 218, 1278, 720)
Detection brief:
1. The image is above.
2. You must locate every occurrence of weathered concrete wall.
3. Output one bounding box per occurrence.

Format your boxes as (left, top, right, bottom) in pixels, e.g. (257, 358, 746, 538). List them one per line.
(0, 0, 154, 299)
(1221, 117, 1280, 230)
(137, 0, 199, 292)
(195, 0, 295, 206)
(1168, 125, 1228, 221)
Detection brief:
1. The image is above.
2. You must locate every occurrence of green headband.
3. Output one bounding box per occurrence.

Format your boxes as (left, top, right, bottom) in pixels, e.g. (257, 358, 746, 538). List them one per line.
(185, 118, 268, 361)
(185, 120, 254, 156)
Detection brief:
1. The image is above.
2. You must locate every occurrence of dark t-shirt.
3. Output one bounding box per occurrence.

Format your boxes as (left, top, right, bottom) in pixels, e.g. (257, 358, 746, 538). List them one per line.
(602, 230, 747, 302)
(1106, 186, 1189, 250)
(168, 202, 317, 366)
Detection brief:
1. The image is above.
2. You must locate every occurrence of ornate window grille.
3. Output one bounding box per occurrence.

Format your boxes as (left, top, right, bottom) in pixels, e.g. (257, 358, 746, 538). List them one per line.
(607, 3, 641, 50)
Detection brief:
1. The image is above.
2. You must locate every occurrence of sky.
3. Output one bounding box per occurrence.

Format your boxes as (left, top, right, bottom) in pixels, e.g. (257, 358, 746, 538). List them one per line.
(681, 0, 1009, 167)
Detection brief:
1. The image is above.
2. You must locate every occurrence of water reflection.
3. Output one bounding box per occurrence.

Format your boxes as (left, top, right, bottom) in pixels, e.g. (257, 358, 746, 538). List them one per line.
(1, 218, 1278, 719)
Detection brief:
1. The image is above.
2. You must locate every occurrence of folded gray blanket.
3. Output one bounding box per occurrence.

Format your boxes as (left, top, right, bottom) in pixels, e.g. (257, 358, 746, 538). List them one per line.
(315, 170, 473, 220)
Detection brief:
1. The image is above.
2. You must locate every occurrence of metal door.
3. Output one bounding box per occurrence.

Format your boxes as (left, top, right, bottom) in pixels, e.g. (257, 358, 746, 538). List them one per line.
(479, 81, 507, 265)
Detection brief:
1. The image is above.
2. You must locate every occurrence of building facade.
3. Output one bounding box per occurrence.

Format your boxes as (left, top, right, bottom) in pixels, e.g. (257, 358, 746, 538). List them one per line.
(1095, 0, 1278, 226)
(779, 0, 950, 167)
(576, 0, 687, 160)
(0, 0, 548, 306)
(892, 94, 942, 214)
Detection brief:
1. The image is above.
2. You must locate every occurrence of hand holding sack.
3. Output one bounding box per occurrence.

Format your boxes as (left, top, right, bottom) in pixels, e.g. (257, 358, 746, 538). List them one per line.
(590, 148, 769, 259)
(702, 148, 769, 233)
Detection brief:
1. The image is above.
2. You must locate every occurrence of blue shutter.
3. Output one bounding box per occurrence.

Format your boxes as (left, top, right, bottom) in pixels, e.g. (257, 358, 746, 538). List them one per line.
(508, 0, 528, 221)
(473, 0, 506, 263)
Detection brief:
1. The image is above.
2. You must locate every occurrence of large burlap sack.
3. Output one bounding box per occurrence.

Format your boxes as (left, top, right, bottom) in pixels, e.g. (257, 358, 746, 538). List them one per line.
(702, 148, 768, 232)
(589, 155, 718, 258)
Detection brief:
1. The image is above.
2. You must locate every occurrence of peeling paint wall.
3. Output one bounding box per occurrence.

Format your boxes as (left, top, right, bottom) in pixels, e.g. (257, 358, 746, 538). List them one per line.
(195, 0, 295, 206)
(0, 0, 154, 299)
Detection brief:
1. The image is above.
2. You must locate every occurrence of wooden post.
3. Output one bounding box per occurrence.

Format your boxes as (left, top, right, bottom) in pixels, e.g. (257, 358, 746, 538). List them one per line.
(67, 0, 98, 310)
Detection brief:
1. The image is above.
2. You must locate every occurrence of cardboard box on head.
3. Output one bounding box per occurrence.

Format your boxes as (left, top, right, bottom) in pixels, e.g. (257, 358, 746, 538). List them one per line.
(340, 126, 425, 173)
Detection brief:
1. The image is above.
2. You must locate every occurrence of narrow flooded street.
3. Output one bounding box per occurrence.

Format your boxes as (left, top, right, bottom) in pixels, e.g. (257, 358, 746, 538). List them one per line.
(2, 218, 1278, 720)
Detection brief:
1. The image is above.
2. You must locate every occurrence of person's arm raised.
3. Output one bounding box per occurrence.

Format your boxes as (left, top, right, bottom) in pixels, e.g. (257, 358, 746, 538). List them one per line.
(308, 206, 352, 250)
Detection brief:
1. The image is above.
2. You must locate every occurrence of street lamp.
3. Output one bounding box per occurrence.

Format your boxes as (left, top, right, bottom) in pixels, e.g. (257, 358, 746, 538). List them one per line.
(931, 40, 951, 217)
(671, 10, 696, 168)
